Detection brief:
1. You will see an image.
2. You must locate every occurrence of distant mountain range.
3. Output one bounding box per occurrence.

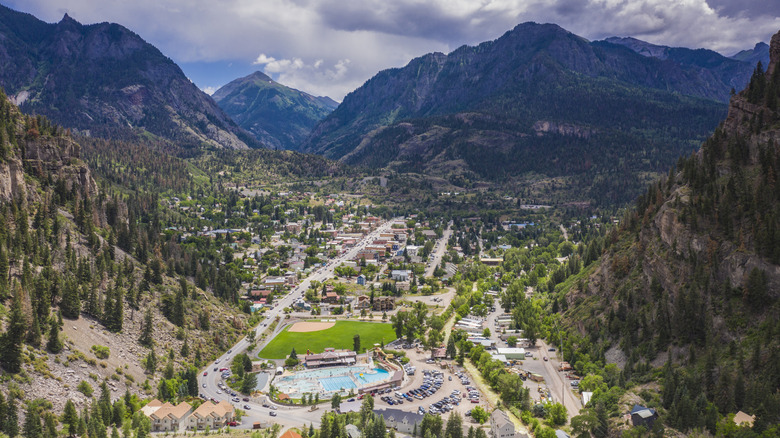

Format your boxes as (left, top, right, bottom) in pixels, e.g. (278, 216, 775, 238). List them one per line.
(299, 22, 765, 204)
(213, 71, 337, 150)
(0, 4, 260, 150)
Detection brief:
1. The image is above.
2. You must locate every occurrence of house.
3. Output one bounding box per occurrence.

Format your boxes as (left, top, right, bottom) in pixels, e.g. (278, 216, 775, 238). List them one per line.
(148, 401, 192, 432)
(356, 275, 366, 285)
(422, 230, 438, 240)
(555, 431, 570, 438)
(345, 424, 362, 438)
(355, 295, 372, 310)
(396, 281, 410, 291)
(303, 348, 357, 368)
(733, 411, 756, 427)
(186, 401, 234, 431)
(280, 430, 303, 438)
(490, 409, 515, 438)
(375, 408, 424, 435)
(495, 348, 525, 359)
(630, 404, 658, 429)
(373, 296, 395, 312)
(141, 399, 164, 417)
(391, 270, 411, 282)
(293, 299, 311, 311)
(323, 292, 341, 304)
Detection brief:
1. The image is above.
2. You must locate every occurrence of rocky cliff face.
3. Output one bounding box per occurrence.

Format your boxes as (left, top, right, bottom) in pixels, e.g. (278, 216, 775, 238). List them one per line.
(566, 28, 780, 354)
(0, 5, 260, 151)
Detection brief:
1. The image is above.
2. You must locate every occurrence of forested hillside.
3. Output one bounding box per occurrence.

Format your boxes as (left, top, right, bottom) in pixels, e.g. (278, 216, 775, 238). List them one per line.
(551, 31, 780, 437)
(0, 91, 250, 436)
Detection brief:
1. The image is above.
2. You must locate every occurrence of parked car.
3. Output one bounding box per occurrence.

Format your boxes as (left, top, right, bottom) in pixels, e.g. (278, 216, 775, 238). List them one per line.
(270, 411, 277, 416)
(243, 404, 251, 410)
(203, 372, 208, 376)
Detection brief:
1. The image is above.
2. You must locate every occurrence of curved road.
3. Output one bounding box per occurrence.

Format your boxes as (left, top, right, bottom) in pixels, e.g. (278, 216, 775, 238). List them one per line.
(197, 218, 404, 429)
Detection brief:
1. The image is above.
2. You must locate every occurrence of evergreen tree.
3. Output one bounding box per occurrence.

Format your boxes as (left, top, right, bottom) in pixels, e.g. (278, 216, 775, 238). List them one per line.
(172, 288, 184, 327)
(22, 405, 42, 438)
(138, 307, 153, 347)
(26, 313, 41, 348)
(180, 336, 190, 358)
(0, 392, 6, 436)
(1, 290, 26, 373)
(241, 372, 257, 395)
(99, 382, 112, 426)
(62, 399, 79, 436)
(5, 396, 18, 438)
(46, 317, 63, 354)
(42, 413, 56, 438)
(144, 349, 157, 375)
(60, 280, 81, 319)
(444, 412, 463, 438)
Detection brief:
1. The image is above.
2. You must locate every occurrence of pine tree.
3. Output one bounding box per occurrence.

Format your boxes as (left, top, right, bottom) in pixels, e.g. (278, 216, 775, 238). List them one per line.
(1, 289, 26, 373)
(5, 395, 18, 438)
(46, 317, 63, 354)
(180, 337, 190, 357)
(26, 313, 41, 348)
(42, 413, 56, 438)
(138, 307, 153, 347)
(172, 288, 184, 327)
(22, 404, 42, 438)
(60, 279, 81, 319)
(62, 399, 79, 436)
(0, 392, 6, 436)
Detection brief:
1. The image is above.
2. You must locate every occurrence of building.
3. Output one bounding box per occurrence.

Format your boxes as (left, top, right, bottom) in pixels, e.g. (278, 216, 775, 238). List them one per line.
(733, 411, 756, 427)
(357, 275, 366, 285)
(630, 404, 658, 429)
(391, 270, 411, 281)
(373, 296, 395, 312)
(293, 299, 311, 311)
(186, 401, 234, 430)
(375, 408, 424, 435)
(323, 292, 341, 304)
(346, 424, 362, 438)
(354, 295, 371, 310)
(495, 348, 526, 359)
(422, 230, 438, 240)
(490, 409, 516, 438)
(147, 401, 192, 432)
(280, 430, 303, 438)
(480, 258, 503, 266)
(303, 348, 357, 368)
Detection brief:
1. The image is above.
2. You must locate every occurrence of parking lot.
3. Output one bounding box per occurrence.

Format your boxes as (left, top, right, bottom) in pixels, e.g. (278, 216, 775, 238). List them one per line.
(372, 346, 488, 422)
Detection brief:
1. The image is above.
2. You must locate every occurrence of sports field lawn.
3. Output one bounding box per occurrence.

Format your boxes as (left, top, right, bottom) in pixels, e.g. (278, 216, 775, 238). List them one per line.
(259, 321, 397, 359)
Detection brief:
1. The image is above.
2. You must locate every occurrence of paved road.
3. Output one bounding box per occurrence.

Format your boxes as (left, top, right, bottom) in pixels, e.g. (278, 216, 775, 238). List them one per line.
(197, 218, 405, 430)
(424, 224, 452, 277)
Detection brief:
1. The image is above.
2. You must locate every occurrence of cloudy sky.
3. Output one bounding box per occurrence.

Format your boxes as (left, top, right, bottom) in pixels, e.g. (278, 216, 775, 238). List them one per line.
(5, 0, 780, 101)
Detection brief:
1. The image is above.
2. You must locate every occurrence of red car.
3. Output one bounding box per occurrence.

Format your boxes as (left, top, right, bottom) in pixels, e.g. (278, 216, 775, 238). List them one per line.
(203, 372, 208, 376)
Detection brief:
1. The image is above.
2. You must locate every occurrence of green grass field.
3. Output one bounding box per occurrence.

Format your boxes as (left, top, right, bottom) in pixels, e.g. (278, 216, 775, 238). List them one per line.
(258, 321, 397, 359)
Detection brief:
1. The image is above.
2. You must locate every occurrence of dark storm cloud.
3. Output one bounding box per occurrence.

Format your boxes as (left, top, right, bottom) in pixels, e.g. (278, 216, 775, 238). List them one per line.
(2, 0, 779, 100)
(707, 0, 780, 20)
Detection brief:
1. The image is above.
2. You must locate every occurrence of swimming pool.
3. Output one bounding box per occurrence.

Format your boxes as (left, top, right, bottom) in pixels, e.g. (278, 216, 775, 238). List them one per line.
(274, 365, 392, 398)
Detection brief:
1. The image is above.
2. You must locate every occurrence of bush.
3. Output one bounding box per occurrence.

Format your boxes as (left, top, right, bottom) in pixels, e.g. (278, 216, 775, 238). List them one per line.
(77, 381, 93, 397)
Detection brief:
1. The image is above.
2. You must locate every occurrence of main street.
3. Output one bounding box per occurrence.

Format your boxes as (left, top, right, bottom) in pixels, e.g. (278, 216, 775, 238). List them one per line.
(424, 224, 452, 277)
(197, 218, 405, 429)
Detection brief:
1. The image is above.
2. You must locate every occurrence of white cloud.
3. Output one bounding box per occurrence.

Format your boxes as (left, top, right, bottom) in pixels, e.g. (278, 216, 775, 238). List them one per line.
(201, 86, 218, 95)
(4, 0, 779, 100)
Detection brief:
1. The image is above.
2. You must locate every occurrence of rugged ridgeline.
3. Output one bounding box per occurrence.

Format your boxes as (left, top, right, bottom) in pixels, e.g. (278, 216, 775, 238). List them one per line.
(0, 92, 247, 434)
(213, 71, 338, 150)
(731, 42, 772, 67)
(301, 23, 764, 205)
(0, 4, 260, 151)
(559, 31, 780, 436)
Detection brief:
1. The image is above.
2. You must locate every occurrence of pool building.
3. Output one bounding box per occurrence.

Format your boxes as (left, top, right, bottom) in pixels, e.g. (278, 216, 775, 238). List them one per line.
(273, 349, 402, 399)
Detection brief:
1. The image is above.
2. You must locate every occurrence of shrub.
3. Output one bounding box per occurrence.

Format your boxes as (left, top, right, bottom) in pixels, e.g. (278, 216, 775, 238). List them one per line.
(77, 381, 93, 397)
(91, 345, 110, 359)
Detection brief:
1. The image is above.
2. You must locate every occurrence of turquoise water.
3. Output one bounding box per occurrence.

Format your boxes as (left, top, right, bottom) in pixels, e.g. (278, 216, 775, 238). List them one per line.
(353, 368, 389, 384)
(320, 375, 357, 391)
(274, 366, 391, 397)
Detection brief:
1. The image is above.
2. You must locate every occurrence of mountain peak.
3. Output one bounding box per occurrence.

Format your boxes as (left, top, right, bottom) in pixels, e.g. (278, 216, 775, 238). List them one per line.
(58, 12, 80, 26)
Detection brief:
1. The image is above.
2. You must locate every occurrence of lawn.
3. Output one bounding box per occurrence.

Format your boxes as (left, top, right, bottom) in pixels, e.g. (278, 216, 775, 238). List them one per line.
(258, 321, 397, 359)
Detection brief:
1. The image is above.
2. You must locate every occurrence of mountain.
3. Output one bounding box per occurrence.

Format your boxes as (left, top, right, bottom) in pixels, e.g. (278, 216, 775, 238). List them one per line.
(731, 42, 771, 67)
(212, 71, 338, 150)
(301, 22, 743, 205)
(604, 36, 756, 92)
(0, 4, 261, 150)
(558, 30, 780, 435)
